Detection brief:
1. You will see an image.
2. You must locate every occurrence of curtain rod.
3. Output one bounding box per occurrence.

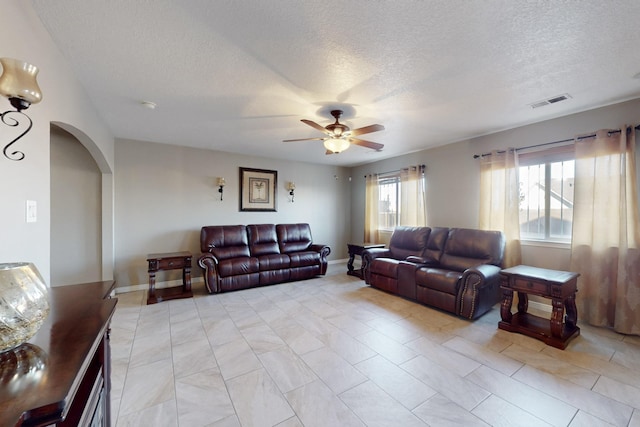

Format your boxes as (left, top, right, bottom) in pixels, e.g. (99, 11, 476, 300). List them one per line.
(472, 124, 640, 159)
(364, 164, 425, 178)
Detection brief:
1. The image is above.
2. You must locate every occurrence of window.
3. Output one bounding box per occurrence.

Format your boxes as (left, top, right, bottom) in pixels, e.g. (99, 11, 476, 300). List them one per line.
(378, 174, 400, 230)
(518, 147, 574, 242)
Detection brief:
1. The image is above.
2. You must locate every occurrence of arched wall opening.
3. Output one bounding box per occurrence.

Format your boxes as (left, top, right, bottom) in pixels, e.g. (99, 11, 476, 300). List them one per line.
(50, 121, 114, 285)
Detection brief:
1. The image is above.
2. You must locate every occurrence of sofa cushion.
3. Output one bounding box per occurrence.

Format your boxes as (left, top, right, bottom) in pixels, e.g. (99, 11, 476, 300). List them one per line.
(276, 223, 313, 253)
(416, 267, 462, 295)
(217, 256, 259, 277)
(439, 228, 504, 272)
(257, 253, 290, 270)
(422, 227, 449, 261)
(248, 224, 281, 256)
(288, 251, 320, 267)
(388, 226, 431, 260)
(201, 225, 250, 259)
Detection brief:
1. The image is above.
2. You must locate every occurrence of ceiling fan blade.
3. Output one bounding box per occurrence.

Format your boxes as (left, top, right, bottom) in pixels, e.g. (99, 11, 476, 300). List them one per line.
(325, 150, 335, 155)
(301, 119, 331, 134)
(349, 124, 385, 137)
(282, 137, 326, 142)
(350, 137, 384, 151)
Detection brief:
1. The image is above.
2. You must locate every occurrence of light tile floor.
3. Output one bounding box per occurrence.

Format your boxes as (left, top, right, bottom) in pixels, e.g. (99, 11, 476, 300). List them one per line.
(110, 264, 640, 427)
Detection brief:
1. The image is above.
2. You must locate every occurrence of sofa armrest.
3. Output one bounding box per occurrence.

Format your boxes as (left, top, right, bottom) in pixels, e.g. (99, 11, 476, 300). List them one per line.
(458, 264, 502, 319)
(361, 248, 391, 284)
(198, 253, 220, 294)
(309, 244, 331, 257)
(309, 244, 331, 274)
(363, 247, 391, 260)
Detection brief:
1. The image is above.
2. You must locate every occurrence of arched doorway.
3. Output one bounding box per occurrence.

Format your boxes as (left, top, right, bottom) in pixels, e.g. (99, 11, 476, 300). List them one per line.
(49, 122, 114, 286)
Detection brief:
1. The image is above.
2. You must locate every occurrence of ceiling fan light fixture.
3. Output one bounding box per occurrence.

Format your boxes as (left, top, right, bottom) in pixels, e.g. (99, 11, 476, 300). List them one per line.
(285, 109, 384, 153)
(324, 137, 350, 153)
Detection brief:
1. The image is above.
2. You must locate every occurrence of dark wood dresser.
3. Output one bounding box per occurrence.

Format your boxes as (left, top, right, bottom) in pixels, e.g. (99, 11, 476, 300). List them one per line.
(0, 280, 117, 426)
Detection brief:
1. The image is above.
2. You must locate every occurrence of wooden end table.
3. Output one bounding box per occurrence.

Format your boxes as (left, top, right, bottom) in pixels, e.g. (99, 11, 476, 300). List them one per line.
(347, 243, 385, 279)
(147, 251, 193, 304)
(499, 265, 580, 349)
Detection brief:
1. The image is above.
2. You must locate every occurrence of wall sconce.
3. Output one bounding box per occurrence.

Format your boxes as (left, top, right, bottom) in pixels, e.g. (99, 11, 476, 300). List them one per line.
(0, 58, 43, 161)
(287, 182, 296, 202)
(217, 177, 226, 200)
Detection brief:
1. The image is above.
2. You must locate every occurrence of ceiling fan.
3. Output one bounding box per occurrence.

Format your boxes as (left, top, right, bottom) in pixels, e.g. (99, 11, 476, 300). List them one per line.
(283, 110, 385, 154)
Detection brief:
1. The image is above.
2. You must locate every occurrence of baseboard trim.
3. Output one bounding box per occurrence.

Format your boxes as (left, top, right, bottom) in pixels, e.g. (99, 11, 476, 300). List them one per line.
(114, 277, 205, 295)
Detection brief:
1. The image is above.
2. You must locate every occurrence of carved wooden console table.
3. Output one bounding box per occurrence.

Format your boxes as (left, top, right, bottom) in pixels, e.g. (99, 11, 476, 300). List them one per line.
(499, 265, 580, 349)
(0, 280, 117, 426)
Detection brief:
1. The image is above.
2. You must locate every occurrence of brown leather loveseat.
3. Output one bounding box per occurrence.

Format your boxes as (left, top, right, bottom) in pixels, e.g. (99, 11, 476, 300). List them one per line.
(362, 226, 505, 319)
(198, 223, 330, 293)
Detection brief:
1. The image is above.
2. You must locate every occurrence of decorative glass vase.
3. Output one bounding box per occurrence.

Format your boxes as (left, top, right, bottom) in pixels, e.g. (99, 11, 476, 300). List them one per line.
(0, 263, 50, 353)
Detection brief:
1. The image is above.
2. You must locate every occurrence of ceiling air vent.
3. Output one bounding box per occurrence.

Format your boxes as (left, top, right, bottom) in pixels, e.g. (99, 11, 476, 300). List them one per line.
(529, 93, 572, 109)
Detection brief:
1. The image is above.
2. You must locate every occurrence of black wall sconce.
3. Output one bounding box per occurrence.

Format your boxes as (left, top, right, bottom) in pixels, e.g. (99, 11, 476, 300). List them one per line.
(217, 177, 226, 200)
(0, 58, 43, 161)
(287, 182, 296, 202)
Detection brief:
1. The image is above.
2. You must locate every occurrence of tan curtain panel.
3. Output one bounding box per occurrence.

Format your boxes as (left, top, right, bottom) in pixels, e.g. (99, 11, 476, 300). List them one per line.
(364, 174, 380, 243)
(479, 149, 522, 267)
(570, 127, 640, 334)
(399, 165, 427, 226)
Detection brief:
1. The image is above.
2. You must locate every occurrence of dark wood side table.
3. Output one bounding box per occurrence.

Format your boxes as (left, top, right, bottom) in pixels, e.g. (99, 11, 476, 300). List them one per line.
(347, 243, 385, 279)
(0, 281, 117, 426)
(147, 251, 193, 304)
(499, 265, 580, 349)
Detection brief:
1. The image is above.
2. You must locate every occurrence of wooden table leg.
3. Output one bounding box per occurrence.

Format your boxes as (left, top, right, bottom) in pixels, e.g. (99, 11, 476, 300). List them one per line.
(347, 252, 356, 275)
(148, 271, 156, 302)
(500, 288, 513, 323)
(551, 298, 564, 338)
(184, 266, 192, 292)
(517, 291, 528, 314)
(564, 293, 578, 329)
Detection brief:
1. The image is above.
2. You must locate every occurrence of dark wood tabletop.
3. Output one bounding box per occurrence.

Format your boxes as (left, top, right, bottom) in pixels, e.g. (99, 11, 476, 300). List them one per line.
(0, 281, 117, 426)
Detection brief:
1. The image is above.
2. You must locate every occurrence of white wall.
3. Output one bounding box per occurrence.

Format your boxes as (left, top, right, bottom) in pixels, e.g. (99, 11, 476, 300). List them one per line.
(50, 126, 102, 286)
(113, 138, 351, 289)
(0, 2, 114, 284)
(350, 98, 640, 271)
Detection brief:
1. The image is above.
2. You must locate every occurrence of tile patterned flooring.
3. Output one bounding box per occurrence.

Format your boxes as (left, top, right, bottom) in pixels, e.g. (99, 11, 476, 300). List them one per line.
(110, 265, 640, 426)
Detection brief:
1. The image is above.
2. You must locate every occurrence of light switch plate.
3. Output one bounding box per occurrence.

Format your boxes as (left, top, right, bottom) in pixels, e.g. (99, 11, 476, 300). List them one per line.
(26, 200, 37, 223)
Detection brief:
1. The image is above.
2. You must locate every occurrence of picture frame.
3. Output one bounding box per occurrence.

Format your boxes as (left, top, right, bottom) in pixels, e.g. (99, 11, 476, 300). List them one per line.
(239, 167, 277, 211)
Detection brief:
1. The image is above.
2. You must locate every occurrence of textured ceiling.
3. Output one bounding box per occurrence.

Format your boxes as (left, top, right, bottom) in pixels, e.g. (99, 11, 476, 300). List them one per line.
(31, 0, 640, 167)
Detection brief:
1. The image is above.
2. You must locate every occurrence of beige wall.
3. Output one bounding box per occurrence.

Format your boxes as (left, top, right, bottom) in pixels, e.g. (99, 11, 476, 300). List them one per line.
(113, 138, 351, 289)
(350, 98, 640, 271)
(50, 126, 102, 286)
(0, 3, 114, 284)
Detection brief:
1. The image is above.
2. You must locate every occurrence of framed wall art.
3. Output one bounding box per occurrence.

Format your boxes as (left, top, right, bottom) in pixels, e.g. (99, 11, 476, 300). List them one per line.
(239, 167, 277, 211)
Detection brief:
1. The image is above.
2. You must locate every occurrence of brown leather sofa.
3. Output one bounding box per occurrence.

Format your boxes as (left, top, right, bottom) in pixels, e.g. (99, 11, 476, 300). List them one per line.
(198, 223, 330, 293)
(363, 227, 505, 319)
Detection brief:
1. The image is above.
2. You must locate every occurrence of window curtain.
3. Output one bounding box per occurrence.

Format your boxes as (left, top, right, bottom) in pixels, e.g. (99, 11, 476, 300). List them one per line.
(570, 127, 640, 334)
(399, 165, 427, 226)
(364, 173, 380, 243)
(479, 149, 522, 267)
